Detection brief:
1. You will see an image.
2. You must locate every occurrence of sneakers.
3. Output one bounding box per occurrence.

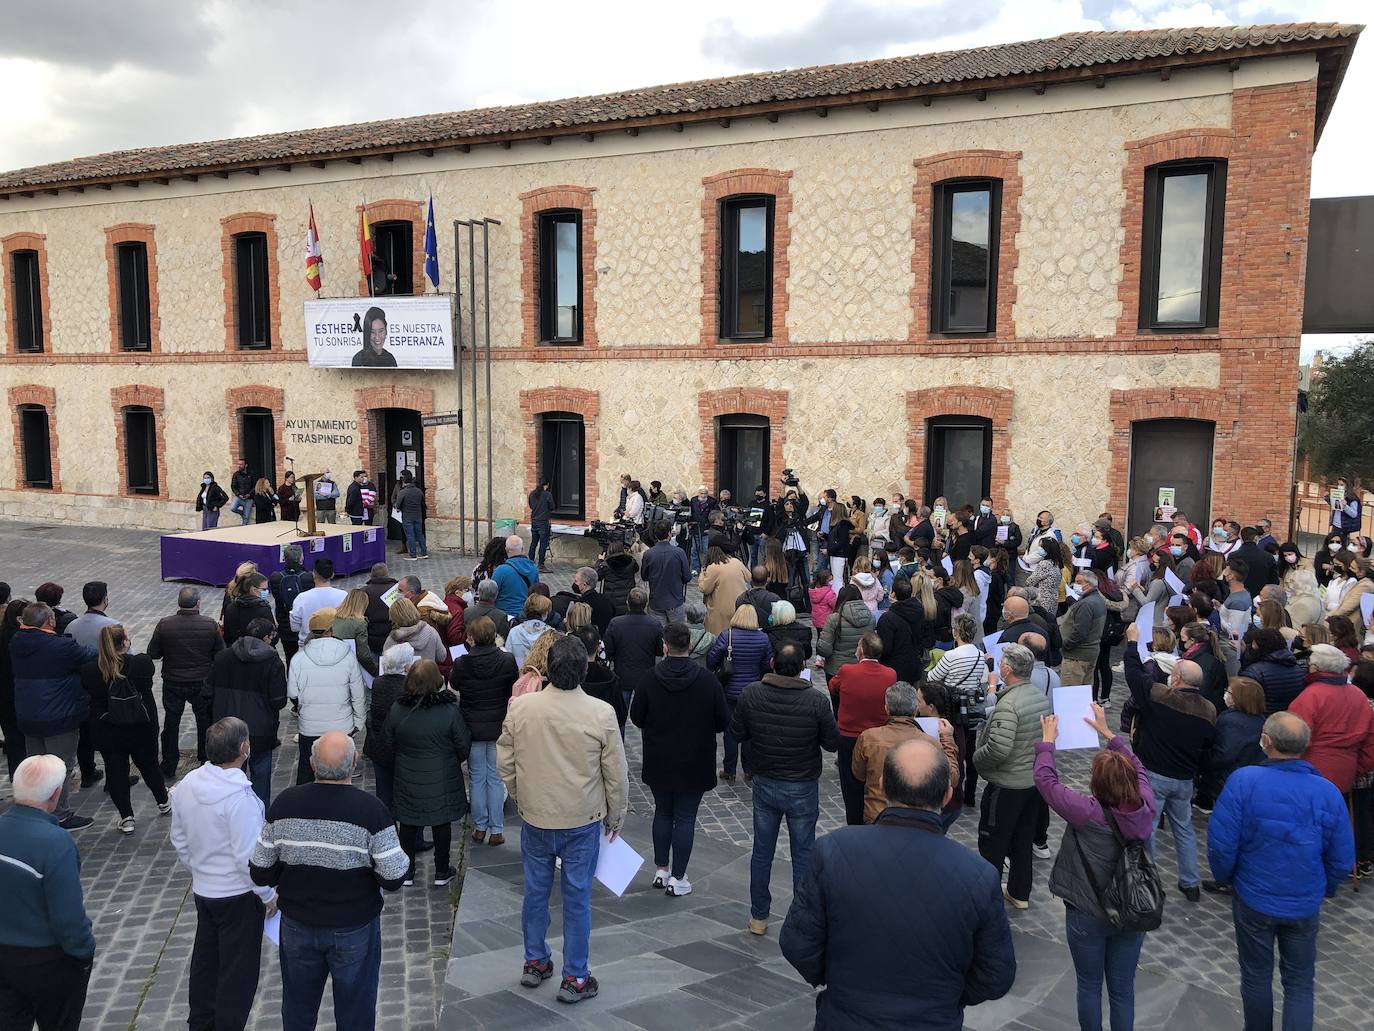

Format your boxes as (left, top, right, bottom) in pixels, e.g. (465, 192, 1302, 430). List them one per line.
(157, 801, 172, 816)
(117, 816, 135, 834)
(434, 865, 457, 887)
(419, 553, 431, 560)
(1032, 843, 1052, 860)
(1003, 889, 1029, 910)
(666, 876, 693, 897)
(403, 555, 419, 562)
(402, 867, 415, 888)
(652, 867, 670, 889)
(520, 959, 554, 988)
(556, 975, 599, 1004)
(58, 815, 93, 831)
(747, 917, 768, 936)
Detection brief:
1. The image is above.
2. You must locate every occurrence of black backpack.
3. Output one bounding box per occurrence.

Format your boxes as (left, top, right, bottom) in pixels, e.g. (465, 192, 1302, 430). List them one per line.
(1073, 807, 1165, 932)
(272, 568, 310, 623)
(104, 675, 150, 727)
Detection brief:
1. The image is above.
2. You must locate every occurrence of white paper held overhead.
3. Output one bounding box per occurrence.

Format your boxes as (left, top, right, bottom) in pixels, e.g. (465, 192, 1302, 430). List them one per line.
(1052, 685, 1099, 750)
(1134, 601, 1155, 663)
(1362, 593, 1374, 627)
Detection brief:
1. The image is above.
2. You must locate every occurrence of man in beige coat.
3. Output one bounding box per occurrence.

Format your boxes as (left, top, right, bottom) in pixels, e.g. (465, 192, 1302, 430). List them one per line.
(497, 635, 628, 1005)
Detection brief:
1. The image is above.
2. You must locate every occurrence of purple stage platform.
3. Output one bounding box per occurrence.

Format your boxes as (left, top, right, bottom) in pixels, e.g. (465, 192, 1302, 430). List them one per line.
(159, 520, 388, 585)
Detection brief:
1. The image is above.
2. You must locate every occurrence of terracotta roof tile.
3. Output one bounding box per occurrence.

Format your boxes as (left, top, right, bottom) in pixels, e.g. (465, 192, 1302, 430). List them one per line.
(0, 23, 1360, 192)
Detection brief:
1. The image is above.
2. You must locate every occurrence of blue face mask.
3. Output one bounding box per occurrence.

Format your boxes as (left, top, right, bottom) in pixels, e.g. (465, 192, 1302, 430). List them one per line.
(979, 505, 991, 515)
(1170, 545, 1185, 557)
(1000, 515, 1011, 525)
(1213, 528, 1227, 539)
(1033, 548, 1046, 561)
(202, 477, 212, 485)
(260, 588, 270, 600)
(1070, 533, 1083, 547)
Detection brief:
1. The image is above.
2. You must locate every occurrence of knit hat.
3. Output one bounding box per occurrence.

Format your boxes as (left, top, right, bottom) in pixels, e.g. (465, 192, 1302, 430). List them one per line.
(308, 607, 336, 633)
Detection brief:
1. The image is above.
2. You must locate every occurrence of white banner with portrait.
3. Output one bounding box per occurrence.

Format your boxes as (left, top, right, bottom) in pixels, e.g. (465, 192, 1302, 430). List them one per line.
(304, 296, 455, 369)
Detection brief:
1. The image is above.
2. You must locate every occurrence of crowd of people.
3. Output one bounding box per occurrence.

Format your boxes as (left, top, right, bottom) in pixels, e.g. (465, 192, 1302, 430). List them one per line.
(0, 477, 1371, 1029)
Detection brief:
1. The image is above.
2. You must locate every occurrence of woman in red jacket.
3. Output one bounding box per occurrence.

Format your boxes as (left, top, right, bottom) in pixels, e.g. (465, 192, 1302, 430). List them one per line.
(1287, 644, 1374, 793)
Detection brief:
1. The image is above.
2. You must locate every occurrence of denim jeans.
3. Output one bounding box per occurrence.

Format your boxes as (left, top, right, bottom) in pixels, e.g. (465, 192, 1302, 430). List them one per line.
(1064, 905, 1145, 1031)
(278, 914, 382, 1031)
(521, 820, 600, 980)
(1232, 895, 1319, 1031)
(649, 786, 704, 879)
(402, 518, 428, 558)
(201, 508, 220, 531)
(528, 526, 550, 567)
(748, 537, 765, 569)
(230, 495, 251, 525)
(1146, 770, 1200, 888)
(690, 531, 708, 575)
(247, 749, 273, 807)
(749, 775, 819, 921)
(467, 740, 505, 834)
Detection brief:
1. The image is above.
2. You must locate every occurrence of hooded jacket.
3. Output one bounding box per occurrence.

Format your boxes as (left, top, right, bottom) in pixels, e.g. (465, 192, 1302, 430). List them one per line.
(492, 555, 540, 618)
(875, 598, 931, 684)
(363, 575, 398, 654)
(595, 552, 640, 616)
(1240, 647, 1308, 714)
(505, 618, 554, 669)
(384, 691, 471, 826)
(169, 762, 273, 902)
(287, 637, 366, 736)
(384, 620, 448, 668)
(730, 672, 840, 781)
(853, 572, 883, 616)
(222, 593, 276, 648)
(147, 607, 224, 684)
(630, 656, 729, 792)
(451, 644, 519, 742)
(10, 627, 95, 736)
(817, 600, 875, 680)
(211, 636, 288, 751)
(1288, 672, 1374, 793)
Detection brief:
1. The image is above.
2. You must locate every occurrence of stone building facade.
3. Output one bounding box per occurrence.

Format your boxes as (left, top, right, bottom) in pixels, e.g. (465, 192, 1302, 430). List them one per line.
(0, 25, 1360, 547)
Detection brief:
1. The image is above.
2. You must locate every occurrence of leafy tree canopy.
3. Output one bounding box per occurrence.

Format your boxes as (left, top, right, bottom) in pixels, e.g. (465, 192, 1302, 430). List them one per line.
(1300, 339, 1374, 487)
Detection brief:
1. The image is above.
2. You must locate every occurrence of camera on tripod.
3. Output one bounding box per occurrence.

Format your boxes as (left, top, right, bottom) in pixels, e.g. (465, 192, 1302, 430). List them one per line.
(584, 519, 638, 548)
(646, 503, 691, 527)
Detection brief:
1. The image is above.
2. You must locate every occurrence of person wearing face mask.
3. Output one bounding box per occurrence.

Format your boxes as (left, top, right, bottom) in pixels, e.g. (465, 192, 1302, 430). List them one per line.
(314, 470, 340, 524)
(971, 497, 998, 549)
(1205, 521, 1240, 558)
(1059, 572, 1106, 690)
(1325, 477, 1362, 545)
(1025, 511, 1062, 560)
(1130, 552, 1174, 626)
(195, 471, 229, 531)
(1314, 532, 1346, 587)
(867, 498, 890, 551)
(1025, 541, 1064, 619)
(1068, 523, 1093, 567)
(1168, 531, 1197, 581)
(1087, 520, 1119, 574)
(1171, 511, 1202, 550)
(689, 486, 718, 576)
(1233, 527, 1278, 597)
(1276, 541, 1304, 583)
(996, 510, 1022, 556)
(1096, 513, 1125, 557)
(221, 573, 276, 648)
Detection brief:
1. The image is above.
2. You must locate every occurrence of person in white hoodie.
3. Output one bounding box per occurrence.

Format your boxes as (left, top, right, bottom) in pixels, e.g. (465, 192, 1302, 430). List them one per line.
(169, 717, 277, 1031)
(288, 610, 366, 786)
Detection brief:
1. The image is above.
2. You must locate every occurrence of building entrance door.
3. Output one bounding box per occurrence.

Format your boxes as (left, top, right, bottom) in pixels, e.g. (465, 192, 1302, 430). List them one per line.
(1128, 418, 1214, 539)
(376, 408, 424, 542)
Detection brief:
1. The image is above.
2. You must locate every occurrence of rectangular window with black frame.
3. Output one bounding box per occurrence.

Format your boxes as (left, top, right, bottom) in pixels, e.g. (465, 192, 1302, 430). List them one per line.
(18, 404, 52, 488)
(538, 211, 582, 344)
(11, 249, 43, 352)
(540, 413, 585, 519)
(116, 241, 152, 350)
(930, 179, 1001, 336)
(233, 232, 271, 349)
(719, 196, 773, 340)
(1139, 160, 1227, 331)
(371, 221, 413, 296)
(124, 406, 159, 495)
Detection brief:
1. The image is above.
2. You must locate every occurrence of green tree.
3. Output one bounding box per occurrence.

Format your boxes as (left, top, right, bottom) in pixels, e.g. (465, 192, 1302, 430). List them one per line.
(1300, 339, 1374, 487)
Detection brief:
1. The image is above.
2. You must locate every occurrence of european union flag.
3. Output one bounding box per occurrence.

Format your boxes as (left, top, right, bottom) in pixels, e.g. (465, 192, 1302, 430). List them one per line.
(423, 194, 440, 289)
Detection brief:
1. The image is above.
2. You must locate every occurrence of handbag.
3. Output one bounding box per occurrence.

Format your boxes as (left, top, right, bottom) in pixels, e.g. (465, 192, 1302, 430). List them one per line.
(712, 629, 734, 679)
(1071, 807, 1165, 932)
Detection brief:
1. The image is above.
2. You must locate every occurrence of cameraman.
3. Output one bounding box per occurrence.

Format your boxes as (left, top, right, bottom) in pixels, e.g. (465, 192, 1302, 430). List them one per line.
(707, 509, 743, 560)
(689, 485, 717, 575)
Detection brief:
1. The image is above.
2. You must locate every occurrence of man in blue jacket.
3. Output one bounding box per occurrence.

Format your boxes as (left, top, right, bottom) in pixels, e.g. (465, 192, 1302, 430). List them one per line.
(491, 534, 540, 619)
(10, 602, 97, 830)
(0, 754, 97, 1028)
(781, 736, 1015, 1028)
(1207, 711, 1354, 1031)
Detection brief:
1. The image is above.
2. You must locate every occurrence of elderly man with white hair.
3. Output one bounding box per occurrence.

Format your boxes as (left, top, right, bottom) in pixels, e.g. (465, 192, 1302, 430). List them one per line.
(1289, 643, 1374, 793)
(490, 534, 541, 620)
(465, 578, 511, 640)
(0, 754, 97, 1029)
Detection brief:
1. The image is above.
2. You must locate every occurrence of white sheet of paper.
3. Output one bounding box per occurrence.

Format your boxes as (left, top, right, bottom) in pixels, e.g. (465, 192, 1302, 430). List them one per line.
(449, 644, 468, 660)
(1072, 556, 1092, 569)
(1107, 567, 1116, 581)
(915, 716, 941, 738)
(264, 911, 280, 946)
(941, 556, 954, 576)
(1134, 557, 1149, 585)
(380, 583, 403, 607)
(799, 667, 812, 682)
(594, 831, 645, 897)
(364, 529, 377, 543)
(1134, 601, 1155, 662)
(983, 630, 1005, 669)
(996, 525, 1009, 543)
(1163, 568, 1187, 597)
(1361, 593, 1374, 626)
(311, 538, 325, 553)
(1052, 685, 1099, 749)
(1018, 555, 1035, 572)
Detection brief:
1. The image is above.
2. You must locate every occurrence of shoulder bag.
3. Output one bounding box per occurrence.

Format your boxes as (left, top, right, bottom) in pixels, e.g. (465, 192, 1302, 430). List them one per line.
(1071, 806, 1165, 933)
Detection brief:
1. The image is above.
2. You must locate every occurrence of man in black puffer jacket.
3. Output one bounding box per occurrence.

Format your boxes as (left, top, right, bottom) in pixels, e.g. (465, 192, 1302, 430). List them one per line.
(209, 617, 286, 805)
(362, 563, 399, 656)
(876, 577, 931, 683)
(730, 642, 839, 936)
(147, 586, 225, 781)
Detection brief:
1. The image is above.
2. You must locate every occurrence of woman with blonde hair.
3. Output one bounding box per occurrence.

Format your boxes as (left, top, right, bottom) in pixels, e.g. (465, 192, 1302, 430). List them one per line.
(951, 559, 983, 643)
(80, 624, 170, 832)
(251, 477, 278, 524)
(1256, 598, 1298, 646)
(705, 604, 774, 783)
(220, 560, 259, 618)
(564, 601, 593, 634)
(512, 626, 560, 699)
(332, 587, 378, 676)
(385, 597, 447, 666)
(506, 594, 555, 668)
(763, 538, 790, 599)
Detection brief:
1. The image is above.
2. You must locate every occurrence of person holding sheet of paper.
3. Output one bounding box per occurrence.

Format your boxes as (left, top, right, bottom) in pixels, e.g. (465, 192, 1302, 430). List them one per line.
(1122, 623, 1216, 903)
(1033, 703, 1157, 1031)
(1129, 553, 1174, 627)
(1059, 571, 1106, 691)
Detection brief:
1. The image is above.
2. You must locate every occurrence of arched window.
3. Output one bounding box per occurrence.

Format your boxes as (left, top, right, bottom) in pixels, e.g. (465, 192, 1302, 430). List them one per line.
(238, 406, 276, 485)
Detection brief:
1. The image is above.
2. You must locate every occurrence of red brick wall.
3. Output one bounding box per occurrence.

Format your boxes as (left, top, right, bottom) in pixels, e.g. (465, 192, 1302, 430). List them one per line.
(697, 387, 788, 493)
(110, 384, 167, 499)
(909, 150, 1022, 342)
(103, 223, 161, 354)
(219, 212, 281, 352)
(1, 231, 51, 356)
(357, 199, 425, 296)
(700, 169, 793, 345)
(519, 186, 599, 347)
(8, 383, 60, 491)
(905, 387, 1013, 505)
(224, 385, 286, 475)
(520, 386, 600, 522)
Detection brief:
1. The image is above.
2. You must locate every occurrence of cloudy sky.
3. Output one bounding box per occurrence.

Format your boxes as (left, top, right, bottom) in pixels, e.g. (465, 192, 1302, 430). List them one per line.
(2, 0, 1366, 355)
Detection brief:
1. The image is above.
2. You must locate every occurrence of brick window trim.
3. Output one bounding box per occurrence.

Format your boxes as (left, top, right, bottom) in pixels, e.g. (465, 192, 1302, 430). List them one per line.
(905, 386, 1013, 504)
(110, 384, 168, 499)
(103, 223, 161, 354)
(519, 186, 599, 348)
(1, 231, 52, 357)
(1114, 128, 1237, 338)
(358, 199, 426, 297)
(520, 386, 601, 523)
(698, 387, 789, 493)
(1106, 386, 1238, 522)
(909, 150, 1023, 343)
(8, 384, 60, 491)
(353, 385, 436, 508)
(700, 169, 793, 346)
(225, 385, 286, 477)
(220, 212, 281, 353)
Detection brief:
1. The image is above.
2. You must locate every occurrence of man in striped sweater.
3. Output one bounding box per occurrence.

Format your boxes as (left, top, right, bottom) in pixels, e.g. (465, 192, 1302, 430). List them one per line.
(250, 731, 408, 1030)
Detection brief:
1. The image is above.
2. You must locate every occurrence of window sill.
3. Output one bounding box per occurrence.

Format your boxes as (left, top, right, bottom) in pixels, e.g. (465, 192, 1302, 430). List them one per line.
(1139, 326, 1219, 336)
(538, 340, 584, 347)
(928, 330, 995, 341)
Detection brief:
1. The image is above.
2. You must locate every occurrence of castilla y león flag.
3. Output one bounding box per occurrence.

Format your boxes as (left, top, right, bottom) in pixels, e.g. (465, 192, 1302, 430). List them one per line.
(305, 203, 323, 292)
(358, 202, 373, 279)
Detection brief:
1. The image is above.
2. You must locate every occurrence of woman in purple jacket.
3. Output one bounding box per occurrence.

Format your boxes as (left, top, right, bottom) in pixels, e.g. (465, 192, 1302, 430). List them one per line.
(1034, 704, 1157, 1031)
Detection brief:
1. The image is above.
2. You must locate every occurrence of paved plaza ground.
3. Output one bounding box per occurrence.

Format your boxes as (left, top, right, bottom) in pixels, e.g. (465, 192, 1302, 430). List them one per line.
(1, 519, 1372, 1029)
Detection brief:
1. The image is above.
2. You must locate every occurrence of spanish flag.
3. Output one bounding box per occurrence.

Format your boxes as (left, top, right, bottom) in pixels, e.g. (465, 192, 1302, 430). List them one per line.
(305, 203, 323, 293)
(358, 201, 373, 284)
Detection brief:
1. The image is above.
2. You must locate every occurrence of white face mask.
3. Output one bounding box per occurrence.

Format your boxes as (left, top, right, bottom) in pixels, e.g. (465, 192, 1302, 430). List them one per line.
(1329, 542, 1342, 553)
